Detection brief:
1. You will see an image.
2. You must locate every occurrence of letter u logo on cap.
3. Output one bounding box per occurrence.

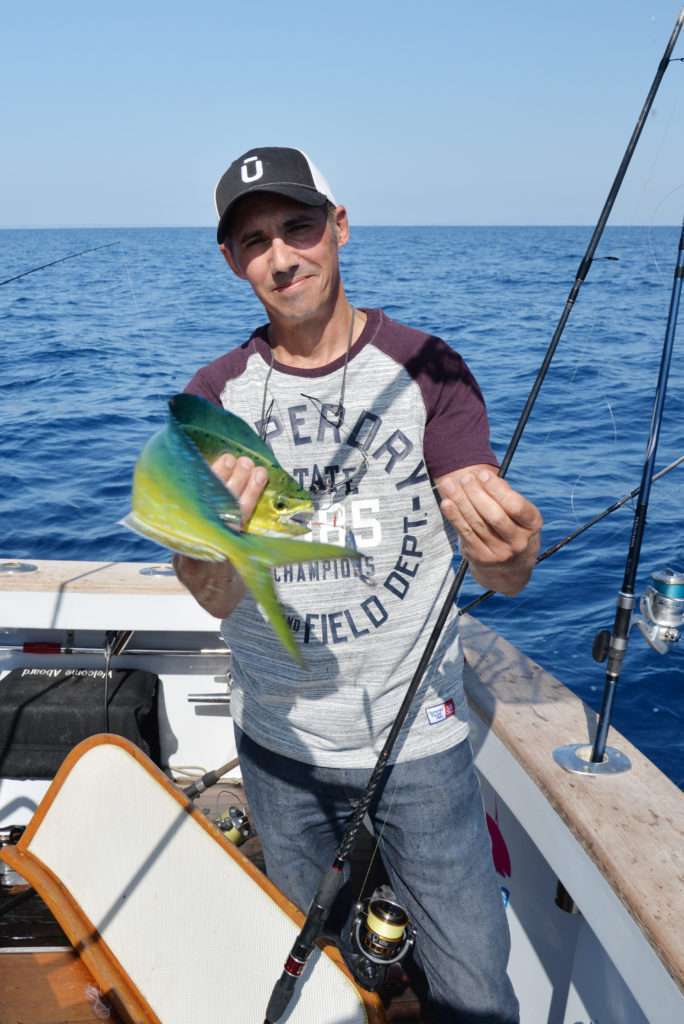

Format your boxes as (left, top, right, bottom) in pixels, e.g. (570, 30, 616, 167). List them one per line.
(241, 156, 264, 183)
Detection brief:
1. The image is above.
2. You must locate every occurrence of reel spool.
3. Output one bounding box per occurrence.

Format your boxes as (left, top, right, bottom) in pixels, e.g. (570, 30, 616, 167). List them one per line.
(0, 826, 27, 888)
(635, 567, 684, 654)
(214, 806, 252, 846)
(346, 886, 414, 991)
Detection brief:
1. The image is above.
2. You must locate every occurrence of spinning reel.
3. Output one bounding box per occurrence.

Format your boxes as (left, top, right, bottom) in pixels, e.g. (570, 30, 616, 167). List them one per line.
(593, 566, 684, 664)
(214, 806, 252, 847)
(634, 567, 684, 655)
(344, 886, 414, 991)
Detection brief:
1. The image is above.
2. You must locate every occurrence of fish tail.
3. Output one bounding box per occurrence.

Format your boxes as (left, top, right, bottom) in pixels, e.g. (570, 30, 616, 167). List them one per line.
(215, 532, 360, 664)
(229, 547, 304, 665)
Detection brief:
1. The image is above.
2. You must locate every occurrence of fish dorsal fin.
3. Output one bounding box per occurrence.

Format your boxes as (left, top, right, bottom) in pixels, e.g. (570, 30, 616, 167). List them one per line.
(170, 393, 284, 468)
(165, 413, 242, 530)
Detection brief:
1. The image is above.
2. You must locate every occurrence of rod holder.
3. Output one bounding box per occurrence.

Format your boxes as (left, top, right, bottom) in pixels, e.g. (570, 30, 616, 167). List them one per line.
(553, 743, 631, 776)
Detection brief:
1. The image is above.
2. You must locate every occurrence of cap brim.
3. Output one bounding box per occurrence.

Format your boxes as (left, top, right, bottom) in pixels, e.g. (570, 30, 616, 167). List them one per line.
(216, 184, 329, 244)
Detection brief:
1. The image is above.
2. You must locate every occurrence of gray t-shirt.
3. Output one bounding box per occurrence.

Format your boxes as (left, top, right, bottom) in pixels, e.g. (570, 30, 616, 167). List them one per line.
(186, 309, 497, 767)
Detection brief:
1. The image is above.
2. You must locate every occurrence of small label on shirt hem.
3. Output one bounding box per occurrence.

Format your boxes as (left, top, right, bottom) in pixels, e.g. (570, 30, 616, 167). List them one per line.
(426, 698, 455, 726)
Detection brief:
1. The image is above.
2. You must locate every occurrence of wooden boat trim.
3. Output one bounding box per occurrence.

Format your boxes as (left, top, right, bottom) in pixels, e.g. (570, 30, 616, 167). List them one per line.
(0, 560, 187, 596)
(2, 843, 154, 1023)
(461, 613, 684, 996)
(1, 734, 385, 1024)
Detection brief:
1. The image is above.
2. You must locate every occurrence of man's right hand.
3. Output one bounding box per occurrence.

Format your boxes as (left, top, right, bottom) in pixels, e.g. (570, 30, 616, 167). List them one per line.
(172, 454, 268, 618)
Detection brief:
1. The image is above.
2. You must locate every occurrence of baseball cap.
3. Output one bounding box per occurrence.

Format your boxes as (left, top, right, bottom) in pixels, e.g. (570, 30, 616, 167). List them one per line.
(214, 147, 337, 244)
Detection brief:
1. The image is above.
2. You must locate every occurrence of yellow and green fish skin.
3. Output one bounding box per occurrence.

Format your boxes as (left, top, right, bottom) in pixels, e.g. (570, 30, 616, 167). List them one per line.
(170, 394, 312, 537)
(123, 405, 361, 664)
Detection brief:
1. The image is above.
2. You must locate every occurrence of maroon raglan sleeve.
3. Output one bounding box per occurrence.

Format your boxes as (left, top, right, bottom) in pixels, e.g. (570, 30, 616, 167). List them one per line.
(183, 340, 256, 406)
(372, 313, 499, 478)
(419, 337, 499, 478)
(184, 365, 223, 404)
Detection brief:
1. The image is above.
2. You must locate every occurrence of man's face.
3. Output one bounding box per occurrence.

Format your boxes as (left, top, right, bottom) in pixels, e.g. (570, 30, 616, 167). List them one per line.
(220, 193, 349, 324)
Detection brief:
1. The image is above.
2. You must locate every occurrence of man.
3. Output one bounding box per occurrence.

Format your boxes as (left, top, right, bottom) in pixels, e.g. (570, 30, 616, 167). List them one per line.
(176, 147, 542, 1022)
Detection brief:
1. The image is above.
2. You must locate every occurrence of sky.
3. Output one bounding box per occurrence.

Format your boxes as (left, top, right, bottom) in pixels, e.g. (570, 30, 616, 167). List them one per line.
(2, 1, 683, 228)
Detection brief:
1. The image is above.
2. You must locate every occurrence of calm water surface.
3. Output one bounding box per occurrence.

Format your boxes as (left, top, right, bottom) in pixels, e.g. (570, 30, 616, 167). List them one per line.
(1, 226, 682, 785)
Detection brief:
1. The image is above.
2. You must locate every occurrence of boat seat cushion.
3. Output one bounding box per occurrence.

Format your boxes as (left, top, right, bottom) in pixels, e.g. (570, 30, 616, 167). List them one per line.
(0, 735, 381, 1023)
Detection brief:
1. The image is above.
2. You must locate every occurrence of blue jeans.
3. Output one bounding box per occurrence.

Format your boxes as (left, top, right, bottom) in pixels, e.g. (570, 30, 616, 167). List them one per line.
(236, 727, 519, 1024)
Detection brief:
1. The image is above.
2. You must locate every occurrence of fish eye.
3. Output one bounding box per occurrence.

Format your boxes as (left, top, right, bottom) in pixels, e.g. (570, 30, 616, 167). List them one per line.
(273, 499, 287, 512)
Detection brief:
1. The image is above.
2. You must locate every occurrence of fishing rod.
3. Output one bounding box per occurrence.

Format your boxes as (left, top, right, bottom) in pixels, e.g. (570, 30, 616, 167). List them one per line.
(263, 12, 684, 1021)
(458, 452, 684, 618)
(0, 241, 119, 288)
(584, 219, 684, 767)
(182, 756, 240, 799)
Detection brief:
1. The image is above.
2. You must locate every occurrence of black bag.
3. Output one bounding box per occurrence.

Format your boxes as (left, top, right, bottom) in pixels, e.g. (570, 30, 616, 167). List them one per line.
(0, 667, 161, 778)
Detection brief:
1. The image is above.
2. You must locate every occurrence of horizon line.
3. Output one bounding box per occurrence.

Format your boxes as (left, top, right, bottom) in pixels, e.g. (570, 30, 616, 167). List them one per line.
(0, 222, 680, 231)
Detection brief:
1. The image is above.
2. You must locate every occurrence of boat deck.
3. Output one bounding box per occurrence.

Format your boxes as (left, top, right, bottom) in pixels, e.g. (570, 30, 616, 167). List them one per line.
(0, 780, 426, 1023)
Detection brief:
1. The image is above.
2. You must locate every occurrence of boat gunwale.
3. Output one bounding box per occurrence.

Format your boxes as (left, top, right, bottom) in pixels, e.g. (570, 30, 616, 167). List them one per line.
(461, 612, 684, 998)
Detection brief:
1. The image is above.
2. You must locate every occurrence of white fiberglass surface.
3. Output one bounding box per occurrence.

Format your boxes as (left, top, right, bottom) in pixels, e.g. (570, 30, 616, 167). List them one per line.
(28, 742, 368, 1024)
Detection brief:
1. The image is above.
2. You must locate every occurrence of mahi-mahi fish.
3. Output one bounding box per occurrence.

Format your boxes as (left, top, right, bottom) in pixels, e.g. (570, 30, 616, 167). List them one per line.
(122, 395, 361, 664)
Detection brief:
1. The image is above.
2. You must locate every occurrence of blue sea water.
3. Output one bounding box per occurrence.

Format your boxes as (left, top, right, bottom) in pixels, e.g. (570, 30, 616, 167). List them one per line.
(1, 225, 683, 786)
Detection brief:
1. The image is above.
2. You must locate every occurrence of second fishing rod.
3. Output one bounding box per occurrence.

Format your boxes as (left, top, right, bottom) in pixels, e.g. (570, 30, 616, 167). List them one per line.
(263, 10, 684, 1021)
(589, 219, 684, 765)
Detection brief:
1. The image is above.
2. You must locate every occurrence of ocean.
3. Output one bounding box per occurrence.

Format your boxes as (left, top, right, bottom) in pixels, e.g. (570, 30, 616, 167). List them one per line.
(1, 225, 682, 786)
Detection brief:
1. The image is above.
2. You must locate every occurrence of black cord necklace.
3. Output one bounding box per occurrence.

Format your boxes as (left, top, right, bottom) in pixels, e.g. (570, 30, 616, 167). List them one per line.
(259, 307, 356, 441)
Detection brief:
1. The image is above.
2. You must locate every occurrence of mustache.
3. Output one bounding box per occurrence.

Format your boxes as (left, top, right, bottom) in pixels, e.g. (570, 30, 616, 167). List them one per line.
(272, 271, 314, 290)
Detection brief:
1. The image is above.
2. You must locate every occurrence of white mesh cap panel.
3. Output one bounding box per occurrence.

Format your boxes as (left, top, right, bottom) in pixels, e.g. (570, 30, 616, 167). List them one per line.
(298, 150, 337, 206)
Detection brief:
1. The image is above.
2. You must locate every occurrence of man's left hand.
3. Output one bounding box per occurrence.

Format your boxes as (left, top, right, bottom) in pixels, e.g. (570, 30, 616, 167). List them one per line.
(436, 465, 543, 596)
